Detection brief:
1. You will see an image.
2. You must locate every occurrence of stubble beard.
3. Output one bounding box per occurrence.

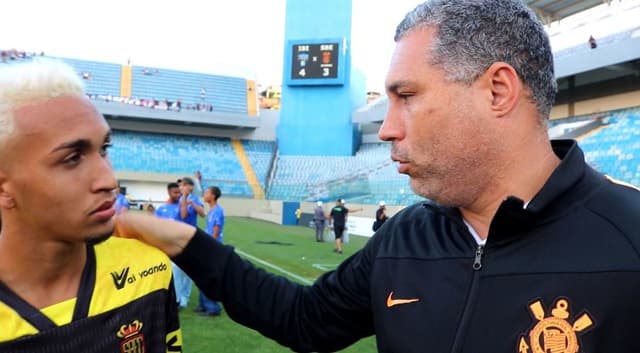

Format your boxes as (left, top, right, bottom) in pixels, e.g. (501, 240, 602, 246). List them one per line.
(409, 149, 498, 208)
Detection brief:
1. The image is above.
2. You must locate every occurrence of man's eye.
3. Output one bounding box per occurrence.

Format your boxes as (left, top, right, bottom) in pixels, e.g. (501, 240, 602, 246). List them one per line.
(63, 153, 82, 165)
(398, 93, 413, 100)
(101, 143, 112, 157)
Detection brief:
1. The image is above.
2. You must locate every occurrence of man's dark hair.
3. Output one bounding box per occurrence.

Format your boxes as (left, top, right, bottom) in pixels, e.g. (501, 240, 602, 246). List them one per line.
(181, 176, 195, 186)
(207, 186, 221, 201)
(167, 182, 179, 190)
(395, 0, 556, 120)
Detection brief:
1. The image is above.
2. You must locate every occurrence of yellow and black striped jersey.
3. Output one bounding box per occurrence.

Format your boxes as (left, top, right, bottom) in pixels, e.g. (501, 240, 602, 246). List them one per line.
(0, 237, 182, 353)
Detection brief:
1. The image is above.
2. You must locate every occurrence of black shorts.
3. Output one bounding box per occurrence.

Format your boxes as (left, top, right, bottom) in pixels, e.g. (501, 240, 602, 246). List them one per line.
(333, 225, 345, 239)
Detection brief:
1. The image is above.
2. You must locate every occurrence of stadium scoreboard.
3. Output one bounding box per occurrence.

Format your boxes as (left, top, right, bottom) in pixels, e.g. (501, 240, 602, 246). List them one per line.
(292, 43, 338, 79)
(285, 38, 347, 86)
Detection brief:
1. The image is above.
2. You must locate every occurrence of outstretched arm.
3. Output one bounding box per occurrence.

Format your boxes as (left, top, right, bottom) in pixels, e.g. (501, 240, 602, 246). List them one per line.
(114, 212, 375, 352)
(115, 212, 194, 257)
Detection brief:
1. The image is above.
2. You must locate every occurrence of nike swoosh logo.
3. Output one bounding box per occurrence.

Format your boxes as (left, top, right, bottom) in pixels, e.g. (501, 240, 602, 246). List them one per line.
(386, 291, 420, 307)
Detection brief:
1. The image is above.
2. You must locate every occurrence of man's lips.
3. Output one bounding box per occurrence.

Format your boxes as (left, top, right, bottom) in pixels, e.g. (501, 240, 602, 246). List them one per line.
(91, 199, 116, 220)
(391, 155, 410, 174)
(396, 161, 410, 174)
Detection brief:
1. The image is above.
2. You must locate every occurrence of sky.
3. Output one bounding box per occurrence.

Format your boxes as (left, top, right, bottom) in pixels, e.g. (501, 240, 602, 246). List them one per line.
(1, 0, 420, 92)
(3, 0, 640, 93)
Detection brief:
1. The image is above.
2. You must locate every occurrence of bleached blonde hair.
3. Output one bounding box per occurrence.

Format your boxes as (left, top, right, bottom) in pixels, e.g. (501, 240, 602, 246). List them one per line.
(0, 59, 85, 146)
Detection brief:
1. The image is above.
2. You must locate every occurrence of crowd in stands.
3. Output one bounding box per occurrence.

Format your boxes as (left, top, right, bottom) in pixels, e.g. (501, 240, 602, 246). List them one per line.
(2, 49, 217, 114)
(87, 93, 214, 112)
(0, 49, 45, 62)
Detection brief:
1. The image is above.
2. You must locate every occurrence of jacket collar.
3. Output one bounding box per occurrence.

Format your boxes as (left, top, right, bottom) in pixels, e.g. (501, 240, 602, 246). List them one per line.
(425, 140, 599, 244)
(526, 139, 585, 212)
(488, 139, 599, 243)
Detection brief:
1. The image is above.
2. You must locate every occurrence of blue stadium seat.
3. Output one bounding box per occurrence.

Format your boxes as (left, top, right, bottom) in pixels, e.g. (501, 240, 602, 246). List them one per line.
(110, 130, 254, 197)
(268, 143, 424, 205)
(130, 67, 248, 114)
(578, 107, 640, 187)
(54, 57, 121, 96)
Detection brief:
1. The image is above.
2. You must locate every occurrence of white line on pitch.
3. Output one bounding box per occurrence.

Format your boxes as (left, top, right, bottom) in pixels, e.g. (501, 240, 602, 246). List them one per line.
(235, 248, 313, 285)
(312, 263, 339, 271)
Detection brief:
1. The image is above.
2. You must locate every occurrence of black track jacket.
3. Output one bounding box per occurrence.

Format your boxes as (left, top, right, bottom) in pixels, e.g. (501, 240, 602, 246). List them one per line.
(173, 140, 640, 353)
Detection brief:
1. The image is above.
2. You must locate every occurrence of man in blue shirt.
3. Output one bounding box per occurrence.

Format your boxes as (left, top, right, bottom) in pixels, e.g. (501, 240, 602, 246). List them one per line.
(154, 182, 185, 309)
(179, 177, 205, 227)
(114, 185, 129, 214)
(174, 177, 204, 309)
(155, 182, 181, 221)
(204, 186, 224, 243)
(196, 186, 224, 316)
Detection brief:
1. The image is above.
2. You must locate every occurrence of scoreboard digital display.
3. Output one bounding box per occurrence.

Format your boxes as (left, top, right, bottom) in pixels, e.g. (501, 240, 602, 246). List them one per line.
(291, 42, 339, 79)
(285, 38, 347, 86)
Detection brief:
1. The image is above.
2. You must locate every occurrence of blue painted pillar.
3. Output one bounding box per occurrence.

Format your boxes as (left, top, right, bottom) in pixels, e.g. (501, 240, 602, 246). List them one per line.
(277, 0, 365, 156)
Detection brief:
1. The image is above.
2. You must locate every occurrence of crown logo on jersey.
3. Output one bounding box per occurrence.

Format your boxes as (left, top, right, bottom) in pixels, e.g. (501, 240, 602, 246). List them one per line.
(117, 320, 146, 353)
(117, 320, 143, 338)
(518, 298, 593, 353)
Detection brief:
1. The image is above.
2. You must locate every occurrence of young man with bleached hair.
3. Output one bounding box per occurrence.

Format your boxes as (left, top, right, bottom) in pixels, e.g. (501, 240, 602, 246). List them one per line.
(0, 59, 182, 352)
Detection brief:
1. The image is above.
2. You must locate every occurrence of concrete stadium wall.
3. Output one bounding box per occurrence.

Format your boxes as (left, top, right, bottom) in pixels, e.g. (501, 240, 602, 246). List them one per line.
(550, 89, 640, 119)
(116, 173, 181, 203)
(107, 108, 280, 141)
(117, 175, 409, 227)
(296, 200, 404, 220)
(573, 90, 640, 116)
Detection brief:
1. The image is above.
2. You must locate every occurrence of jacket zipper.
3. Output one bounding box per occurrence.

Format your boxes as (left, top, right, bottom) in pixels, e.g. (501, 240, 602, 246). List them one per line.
(472, 245, 484, 270)
(449, 244, 485, 353)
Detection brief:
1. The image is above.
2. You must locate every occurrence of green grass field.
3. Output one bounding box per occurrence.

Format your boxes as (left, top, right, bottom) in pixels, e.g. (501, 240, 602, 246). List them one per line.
(180, 216, 377, 353)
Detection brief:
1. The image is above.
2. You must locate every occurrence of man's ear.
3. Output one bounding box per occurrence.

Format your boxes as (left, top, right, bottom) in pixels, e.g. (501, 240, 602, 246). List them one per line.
(0, 171, 16, 209)
(484, 62, 522, 118)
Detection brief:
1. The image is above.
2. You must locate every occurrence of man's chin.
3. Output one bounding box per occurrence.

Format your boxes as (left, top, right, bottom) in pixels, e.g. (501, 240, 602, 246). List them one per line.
(86, 228, 114, 245)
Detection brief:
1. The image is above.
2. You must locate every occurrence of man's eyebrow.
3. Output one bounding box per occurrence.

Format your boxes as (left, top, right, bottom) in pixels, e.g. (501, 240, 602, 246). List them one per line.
(386, 80, 411, 94)
(50, 132, 111, 154)
(50, 139, 91, 153)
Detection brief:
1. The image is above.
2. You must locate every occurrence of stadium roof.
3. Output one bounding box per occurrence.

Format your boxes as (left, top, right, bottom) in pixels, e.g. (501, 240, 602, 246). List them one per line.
(527, 0, 610, 24)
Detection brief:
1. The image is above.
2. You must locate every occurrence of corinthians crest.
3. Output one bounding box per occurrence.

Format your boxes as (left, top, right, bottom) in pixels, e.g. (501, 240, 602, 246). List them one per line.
(518, 298, 593, 353)
(117, 320, 146, 353)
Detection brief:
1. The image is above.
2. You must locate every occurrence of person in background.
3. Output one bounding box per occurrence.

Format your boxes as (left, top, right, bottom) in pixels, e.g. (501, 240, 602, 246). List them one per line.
(328, 199, 349, 254)
(155, 182, 181, 221)
(114, 184, 129, 214)
(312, 201, 326, 242)
(193, 170, 203, 196)
(194, 186, 224, 316)
(0, 59, 181, 352)
(295, 207, 302, 225)
(337, 199, 362, 245)
(172, 176, 205, 310)
(179, 177, 205, 225)
(154, 182, 185, 310)
(372, 201, 388, 231)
